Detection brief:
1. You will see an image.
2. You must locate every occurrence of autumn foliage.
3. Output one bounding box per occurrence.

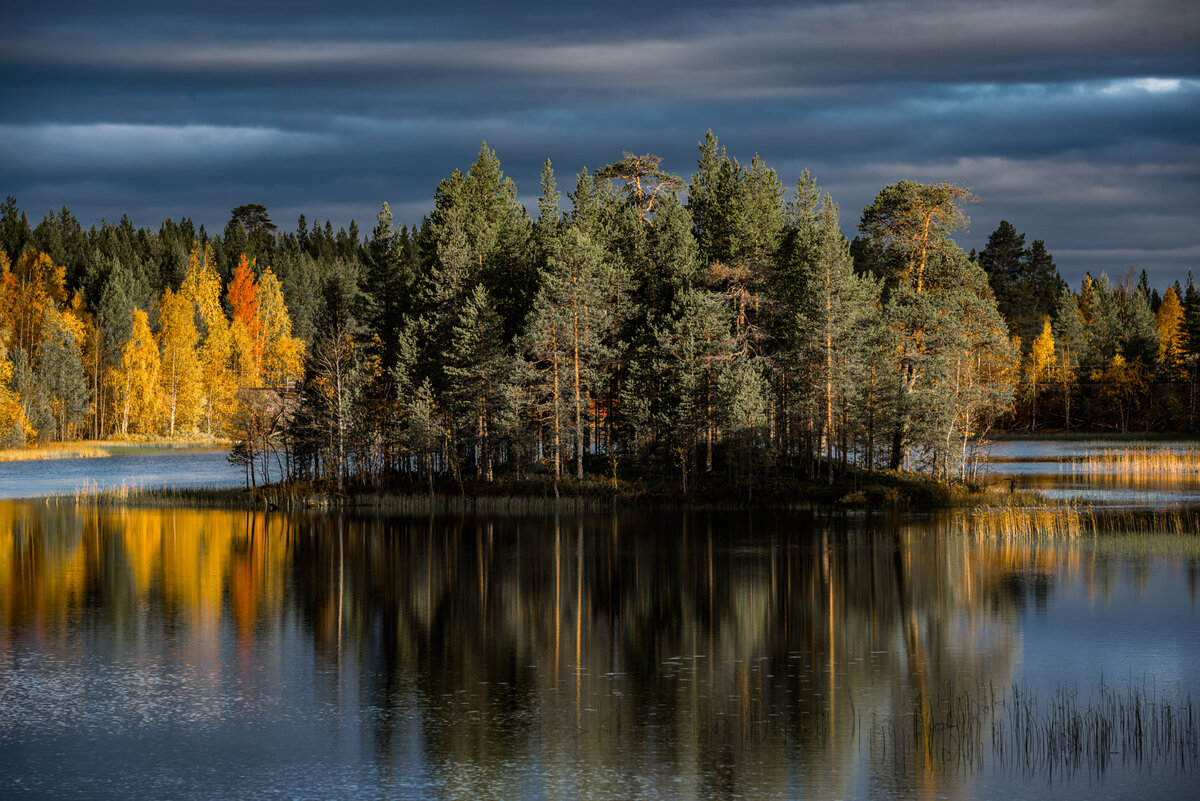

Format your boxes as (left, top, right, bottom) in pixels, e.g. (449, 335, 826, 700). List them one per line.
(0, 238, 305, 443)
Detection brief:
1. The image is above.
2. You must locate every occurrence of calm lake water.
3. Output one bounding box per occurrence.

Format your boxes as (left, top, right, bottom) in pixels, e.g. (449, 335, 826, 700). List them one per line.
(0, 448, 241, 498)
(0, 447, 1197, 800)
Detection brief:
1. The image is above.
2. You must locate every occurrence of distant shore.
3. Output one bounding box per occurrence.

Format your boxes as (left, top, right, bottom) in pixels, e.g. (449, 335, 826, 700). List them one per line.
(0, 437, 230, 463)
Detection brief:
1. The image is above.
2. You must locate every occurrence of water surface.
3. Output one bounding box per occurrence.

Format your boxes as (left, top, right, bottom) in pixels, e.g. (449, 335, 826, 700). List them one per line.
(0, 502, 1195, 800)
(0, 448, 241, 498)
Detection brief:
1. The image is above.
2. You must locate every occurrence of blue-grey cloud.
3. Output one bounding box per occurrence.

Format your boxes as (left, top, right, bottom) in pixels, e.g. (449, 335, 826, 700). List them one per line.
(1, 0, 1196, 286)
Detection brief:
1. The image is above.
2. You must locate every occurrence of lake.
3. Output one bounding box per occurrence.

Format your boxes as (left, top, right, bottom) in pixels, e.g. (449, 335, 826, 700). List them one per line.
(0, 445, 1197, 800)
(0, 447, 241, 498)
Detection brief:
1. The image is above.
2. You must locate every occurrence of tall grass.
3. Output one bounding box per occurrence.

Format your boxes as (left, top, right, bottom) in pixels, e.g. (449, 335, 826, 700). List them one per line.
(0, 443, 110, 462)
(1076, 447, 1200, 475)
(968, 505, 1200, 542)
(870, 678, 1197, 777)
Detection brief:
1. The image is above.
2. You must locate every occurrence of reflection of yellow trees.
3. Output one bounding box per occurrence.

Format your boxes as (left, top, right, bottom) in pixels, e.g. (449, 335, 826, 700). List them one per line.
(0, 503, 290, 642)
(2, 502, 1183, 798)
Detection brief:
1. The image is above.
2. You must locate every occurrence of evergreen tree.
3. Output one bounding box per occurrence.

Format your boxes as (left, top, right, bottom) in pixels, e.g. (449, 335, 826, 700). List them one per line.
(797, 197, 878, 483)
(1020, 239, 1065, 327)
(1122, 286, 1159, 371)
(10, 347, 53, 443)
(35, 307, 91, 440)
(444, 284, 519, 482)
(1051, 288, 1087, 430)
(364, 201, 416, 367)
(978, 220, 1026, 333)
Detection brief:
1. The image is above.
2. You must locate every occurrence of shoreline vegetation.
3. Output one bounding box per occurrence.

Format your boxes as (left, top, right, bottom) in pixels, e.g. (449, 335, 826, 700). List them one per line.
(63, 467, 1039, 512)
(0, 435, 228, 463)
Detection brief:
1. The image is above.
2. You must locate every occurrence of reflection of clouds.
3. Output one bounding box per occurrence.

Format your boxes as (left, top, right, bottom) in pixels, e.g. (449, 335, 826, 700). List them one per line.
(0, 655, 289, 737)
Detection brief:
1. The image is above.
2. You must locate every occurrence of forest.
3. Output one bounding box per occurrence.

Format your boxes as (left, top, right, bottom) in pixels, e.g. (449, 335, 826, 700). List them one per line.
(2, 133, 1198, 495)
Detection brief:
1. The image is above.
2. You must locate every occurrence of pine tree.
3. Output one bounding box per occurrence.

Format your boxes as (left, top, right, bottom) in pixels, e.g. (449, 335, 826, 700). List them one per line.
(444, 284, 519, 482)
(978, 220, 1026, 333)
(797, 197, 878, 482)
(1123, 287, 1159, 371)
(525, 224, 609, 483)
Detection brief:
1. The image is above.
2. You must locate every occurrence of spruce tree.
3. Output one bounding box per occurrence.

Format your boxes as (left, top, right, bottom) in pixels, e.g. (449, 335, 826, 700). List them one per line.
(35, 307, 91, 440)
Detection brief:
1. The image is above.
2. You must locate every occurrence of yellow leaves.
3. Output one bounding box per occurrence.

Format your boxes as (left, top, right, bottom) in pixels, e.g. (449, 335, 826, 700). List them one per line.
(181, 242, 225, 335)
(8, 250, 66, 354)
(1156, 286, 1185, 379)
(256, 266, 305, 385)
(0, 348, 33, 445)
(1027, 317, 1056, 387)
(157, 288, 203, 436)
(109, 307, 161, 435)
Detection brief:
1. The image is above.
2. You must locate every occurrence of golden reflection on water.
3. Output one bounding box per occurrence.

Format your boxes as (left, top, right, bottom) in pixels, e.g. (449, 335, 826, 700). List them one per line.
(0, 501, 1192, 799)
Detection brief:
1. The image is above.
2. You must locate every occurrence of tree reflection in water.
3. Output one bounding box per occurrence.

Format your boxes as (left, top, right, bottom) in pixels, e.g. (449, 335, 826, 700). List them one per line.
(0, 501, 1194, 800)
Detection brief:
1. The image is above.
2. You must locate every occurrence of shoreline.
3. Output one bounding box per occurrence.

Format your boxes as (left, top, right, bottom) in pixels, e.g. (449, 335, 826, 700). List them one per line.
(49, 470, 1040, 513)
(0, 437, 231, 463)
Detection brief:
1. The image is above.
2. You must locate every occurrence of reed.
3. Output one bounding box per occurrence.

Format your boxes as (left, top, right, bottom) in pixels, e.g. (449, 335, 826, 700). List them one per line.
(71, 483, 252, 509)
(1075, 447, 1200, 475)
(0, 443, 110, 462)
(870, 678, 1198, 777)
(968, 505, 1200, 543)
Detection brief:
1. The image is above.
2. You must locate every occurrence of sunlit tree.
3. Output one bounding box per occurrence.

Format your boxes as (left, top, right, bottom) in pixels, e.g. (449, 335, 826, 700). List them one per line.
(156, 288, 202, 436)
(1026, 317, 1055, 430)
(109, 307, 161, 436)
(1156, 286, 1185, 380)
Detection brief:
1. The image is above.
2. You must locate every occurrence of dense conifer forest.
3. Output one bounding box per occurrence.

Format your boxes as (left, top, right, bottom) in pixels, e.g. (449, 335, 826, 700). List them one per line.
(2, 134, 1198, 495)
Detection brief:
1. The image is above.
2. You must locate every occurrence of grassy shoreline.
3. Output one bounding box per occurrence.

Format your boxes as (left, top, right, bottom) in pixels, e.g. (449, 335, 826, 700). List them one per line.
(0, 436, 231, 463)
(988, 430, 1200, 442)
(61, 469, 1038, 513)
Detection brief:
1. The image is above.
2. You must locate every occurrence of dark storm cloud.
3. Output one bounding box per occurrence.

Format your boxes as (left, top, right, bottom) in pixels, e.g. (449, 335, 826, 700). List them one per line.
(1, 0, 1196, 284)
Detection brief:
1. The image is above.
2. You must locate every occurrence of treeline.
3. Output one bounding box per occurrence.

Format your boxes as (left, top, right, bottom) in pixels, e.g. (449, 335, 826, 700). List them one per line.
(0, 132, 1185, 494)
(0, 224, 305, 446)
(974, 219, 1200, 432)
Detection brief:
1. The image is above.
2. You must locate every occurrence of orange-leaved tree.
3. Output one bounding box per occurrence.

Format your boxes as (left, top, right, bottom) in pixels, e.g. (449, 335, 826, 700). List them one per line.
(227, 254, 263, 378)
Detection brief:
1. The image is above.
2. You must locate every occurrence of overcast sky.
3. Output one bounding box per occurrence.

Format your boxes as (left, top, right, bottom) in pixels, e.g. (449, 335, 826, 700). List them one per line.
(2, 0, 1197, 286)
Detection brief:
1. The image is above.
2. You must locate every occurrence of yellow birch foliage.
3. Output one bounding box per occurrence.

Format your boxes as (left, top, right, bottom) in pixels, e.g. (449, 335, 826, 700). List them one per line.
(257, 266, 304, 385)
(1027, 317, 1056, 390)
(0, 251, 13, 347)
(9, 250, 66, 355)
(182, 242, 236, 434)
(0, 348, 33, 445)
(228, 317, 258, 384)
(181, 242, 225, 332)
(1156, 286, 1185, 379)
(108, 307, 161, 436)
(157, 288, 203, 436)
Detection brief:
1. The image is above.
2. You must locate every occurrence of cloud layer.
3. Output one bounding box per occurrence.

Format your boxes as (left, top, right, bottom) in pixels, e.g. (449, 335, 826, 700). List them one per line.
(2, 0, 1197, 284)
